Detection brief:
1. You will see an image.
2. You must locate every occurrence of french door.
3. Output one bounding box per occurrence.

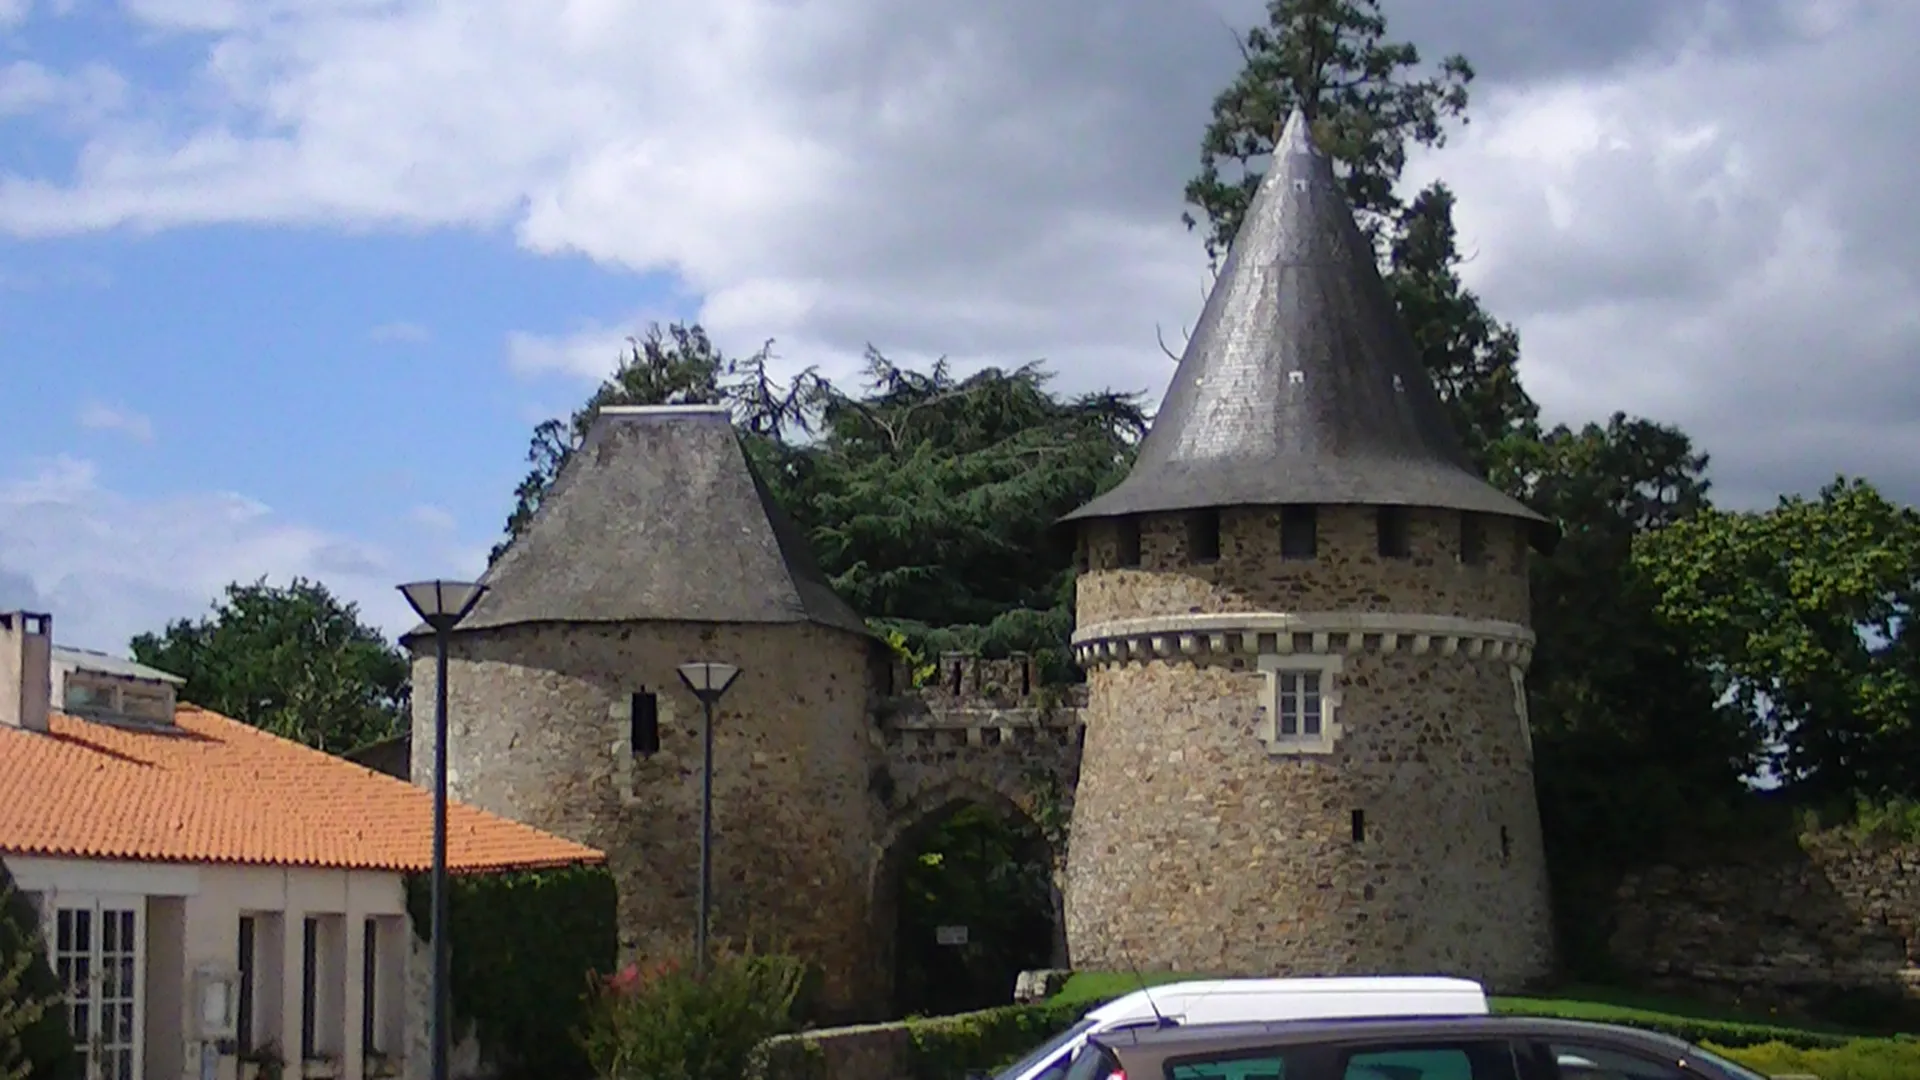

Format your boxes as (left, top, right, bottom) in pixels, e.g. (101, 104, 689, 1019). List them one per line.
(49, 895, 145, 1080)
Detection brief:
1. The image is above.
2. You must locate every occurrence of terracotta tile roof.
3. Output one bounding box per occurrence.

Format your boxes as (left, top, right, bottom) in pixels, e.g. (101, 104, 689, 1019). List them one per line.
(0, 706, 604, 875)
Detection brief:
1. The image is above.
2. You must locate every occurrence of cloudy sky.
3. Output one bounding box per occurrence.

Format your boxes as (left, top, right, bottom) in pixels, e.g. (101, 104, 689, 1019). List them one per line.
(0, 0, 1914, 652)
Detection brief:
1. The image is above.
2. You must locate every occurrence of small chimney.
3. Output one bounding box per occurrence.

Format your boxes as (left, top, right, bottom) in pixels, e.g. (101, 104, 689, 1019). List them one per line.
(0, 611, 52, 734)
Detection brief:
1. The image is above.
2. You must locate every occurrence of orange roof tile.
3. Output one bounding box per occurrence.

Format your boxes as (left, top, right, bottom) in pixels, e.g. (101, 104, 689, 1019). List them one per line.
(0, 706, 604, 875)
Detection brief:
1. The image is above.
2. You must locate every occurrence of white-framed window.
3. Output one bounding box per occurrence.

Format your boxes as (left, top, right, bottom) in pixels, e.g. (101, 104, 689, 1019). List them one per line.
(1256, 654, 1344, 754)
(48, 893, 146, 1080)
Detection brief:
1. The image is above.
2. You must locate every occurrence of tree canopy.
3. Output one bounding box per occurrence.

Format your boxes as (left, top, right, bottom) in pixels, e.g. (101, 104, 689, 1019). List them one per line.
(129, 577, 410, 754)
(1636, 477, 1920, 801)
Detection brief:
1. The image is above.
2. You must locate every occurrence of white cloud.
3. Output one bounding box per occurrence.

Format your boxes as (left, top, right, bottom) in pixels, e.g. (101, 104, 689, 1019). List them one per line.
(0, 61, 127, 124)
(408, 503, 455, 531)
(1405, 0, 1920, 506)
(369, 320, 429, 343)
(0, 0, 1915, 518)
(0, 456, 458, 652)
(0, 0, 25, 29)
(505, 322, 638, 381)
(76, 401, 155, 442)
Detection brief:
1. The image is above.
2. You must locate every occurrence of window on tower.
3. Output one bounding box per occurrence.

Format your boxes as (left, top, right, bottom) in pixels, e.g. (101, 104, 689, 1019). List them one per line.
(1279, 505, 1317, 559)
(1376, 506, 1411, 558)
(1258, 656, 1342, 754)
(1188, 509, 1221, 563)
(1459, 512, 1486, 565)
(1115, 518, 1142, 568)
(1275, 671, 1323, 738)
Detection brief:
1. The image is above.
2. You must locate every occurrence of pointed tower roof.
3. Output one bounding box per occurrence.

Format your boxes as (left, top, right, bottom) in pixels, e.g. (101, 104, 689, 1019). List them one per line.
(438, 405, 869, 639)
(1064, 110, 1551, 545)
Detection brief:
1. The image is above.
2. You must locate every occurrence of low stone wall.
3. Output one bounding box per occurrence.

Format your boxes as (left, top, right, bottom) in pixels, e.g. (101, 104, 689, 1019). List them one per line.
(1608, 830, 1920, 1016)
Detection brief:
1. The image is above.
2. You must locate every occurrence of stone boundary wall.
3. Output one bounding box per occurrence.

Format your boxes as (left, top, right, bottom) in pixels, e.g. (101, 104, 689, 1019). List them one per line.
(1609, 831, 1920, 1013)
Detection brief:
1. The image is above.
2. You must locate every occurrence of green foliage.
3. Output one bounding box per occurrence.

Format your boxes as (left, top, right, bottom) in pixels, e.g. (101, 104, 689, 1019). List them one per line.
(0, 860, 80, 1080)
(404, 864, 618, 1080)
(1502, 415, 1760, 975)
(128, 576, 409, 754)
(1710, 1038, 1920, 1080)
(894, 805, 1054, 1017)
(578, 941, 809, 1080)
(1183, 0, 1473, 258)
(1635, 477, 1920, 801)
(879, 628, 937, 689)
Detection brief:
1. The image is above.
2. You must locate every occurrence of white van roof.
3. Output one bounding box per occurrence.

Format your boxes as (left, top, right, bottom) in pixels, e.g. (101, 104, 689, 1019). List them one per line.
(1084, 976, 1490, 1025)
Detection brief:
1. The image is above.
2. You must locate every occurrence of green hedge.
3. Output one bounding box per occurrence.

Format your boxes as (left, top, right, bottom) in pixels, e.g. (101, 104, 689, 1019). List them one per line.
(1712, 1038, 1920, 1080)
(753, 998, 1095, 1080)
(404, 863, 618, 1080)
(1492, 994, 1855, 1050)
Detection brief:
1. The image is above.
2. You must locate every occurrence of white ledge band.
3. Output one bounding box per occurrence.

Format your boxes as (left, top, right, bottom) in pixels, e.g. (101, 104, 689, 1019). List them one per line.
(1071, 611, 1535, 669)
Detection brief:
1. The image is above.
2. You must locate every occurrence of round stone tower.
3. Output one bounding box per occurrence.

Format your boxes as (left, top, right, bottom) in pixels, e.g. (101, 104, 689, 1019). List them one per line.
(403, 405, 889, 1017)
(1059, 111, 1557, 989)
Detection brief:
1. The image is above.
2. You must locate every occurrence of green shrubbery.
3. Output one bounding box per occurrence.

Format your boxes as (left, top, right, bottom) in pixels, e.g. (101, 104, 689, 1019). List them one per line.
(0, 861, 80, 1080)
(1714, 1037, 1920, 1079)
(578, 941, 811, 1080)
(403, 863, 617, 1080)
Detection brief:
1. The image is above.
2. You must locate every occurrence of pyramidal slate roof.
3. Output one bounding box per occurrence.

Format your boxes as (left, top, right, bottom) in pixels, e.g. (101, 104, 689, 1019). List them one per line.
(443, 405, 869, 638)
(1064, 110, 1551, 546)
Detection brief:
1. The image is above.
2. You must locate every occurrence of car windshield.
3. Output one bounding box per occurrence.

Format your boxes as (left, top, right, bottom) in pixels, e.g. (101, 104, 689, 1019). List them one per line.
(994, 1017, 1101, 1080)
(1684, 1044, 1772, 1080)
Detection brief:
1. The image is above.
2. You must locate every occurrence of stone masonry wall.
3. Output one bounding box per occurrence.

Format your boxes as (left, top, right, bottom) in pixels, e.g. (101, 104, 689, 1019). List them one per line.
(1609, 833, 1920, 1012)
(1067, 502, 1553, 991)
(1077, 505, 1530, 627)
(410, 619, 885, 1017)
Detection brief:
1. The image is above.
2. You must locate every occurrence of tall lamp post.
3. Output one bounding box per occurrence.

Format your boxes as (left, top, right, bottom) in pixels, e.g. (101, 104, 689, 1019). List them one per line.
(675, 660, 741, 974)
(397, 580, 487, 1080)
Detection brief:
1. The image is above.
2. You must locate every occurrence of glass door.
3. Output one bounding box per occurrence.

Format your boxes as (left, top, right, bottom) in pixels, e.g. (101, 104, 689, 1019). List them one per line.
(50, 896, 144, 1080)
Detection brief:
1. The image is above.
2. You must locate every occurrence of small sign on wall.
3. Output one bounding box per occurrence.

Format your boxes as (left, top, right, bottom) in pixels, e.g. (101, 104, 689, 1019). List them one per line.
(935, 925, 969, 946)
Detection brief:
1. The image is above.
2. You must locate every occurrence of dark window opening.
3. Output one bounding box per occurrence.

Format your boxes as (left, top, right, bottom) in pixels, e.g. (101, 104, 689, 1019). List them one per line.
(630, 692, 660, 756)
(1377, 505, 1411, 558)
(300, 917, 318, 1061)
(949, 660, 963, 695)
(1115, 518, 1141, 567)
(1351, 809, 1366, 844)
(1019, 659, 1031, 696)
(361, 919, 378, 1055)
(1279, 505, 1317, 559)
(1460, 512, 1486, 565)
(1500, 825, 1512, 864)
(1188, 510, 1221, 563)
(237, 916, 256, 1053)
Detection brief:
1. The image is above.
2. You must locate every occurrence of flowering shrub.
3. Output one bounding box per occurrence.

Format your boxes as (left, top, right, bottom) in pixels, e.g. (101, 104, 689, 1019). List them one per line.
(577, 941, 809, 1080)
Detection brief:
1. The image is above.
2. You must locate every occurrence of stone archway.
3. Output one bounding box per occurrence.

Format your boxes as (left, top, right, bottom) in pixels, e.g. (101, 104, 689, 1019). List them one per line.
(869, 778, 1063, 1018)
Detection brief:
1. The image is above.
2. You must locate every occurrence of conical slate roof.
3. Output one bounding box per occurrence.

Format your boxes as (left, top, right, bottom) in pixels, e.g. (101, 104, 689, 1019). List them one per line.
(1064, 110, 1551, 545)
(442, 405, 869, 638)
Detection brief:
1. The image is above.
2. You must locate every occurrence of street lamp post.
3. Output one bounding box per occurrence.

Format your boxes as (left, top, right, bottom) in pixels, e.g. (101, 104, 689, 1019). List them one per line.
(675, 660, 741, 974)
(397, 580, 487, 1080)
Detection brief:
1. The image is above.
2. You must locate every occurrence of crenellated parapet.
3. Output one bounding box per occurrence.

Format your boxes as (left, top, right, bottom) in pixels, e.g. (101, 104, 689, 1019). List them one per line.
(873, 651, 1086, 751)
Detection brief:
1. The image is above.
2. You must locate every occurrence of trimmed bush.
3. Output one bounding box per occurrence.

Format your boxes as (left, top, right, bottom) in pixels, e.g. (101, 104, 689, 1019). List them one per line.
(1712, 1037, 1920, 1080)
(579, 941, 809, 1080)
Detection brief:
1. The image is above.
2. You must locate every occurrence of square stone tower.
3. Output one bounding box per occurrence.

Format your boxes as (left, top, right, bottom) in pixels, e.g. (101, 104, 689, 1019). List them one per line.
(1058, 111, 1558, 989)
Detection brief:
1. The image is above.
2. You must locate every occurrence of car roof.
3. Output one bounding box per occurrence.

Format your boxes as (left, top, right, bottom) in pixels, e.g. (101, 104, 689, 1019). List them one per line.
(1091, 1015, 1698, 1062)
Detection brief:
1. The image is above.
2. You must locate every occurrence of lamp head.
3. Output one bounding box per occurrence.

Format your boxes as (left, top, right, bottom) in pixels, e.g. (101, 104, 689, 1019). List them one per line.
(676, 661, 741, 704)
(398, 580, 487, 632)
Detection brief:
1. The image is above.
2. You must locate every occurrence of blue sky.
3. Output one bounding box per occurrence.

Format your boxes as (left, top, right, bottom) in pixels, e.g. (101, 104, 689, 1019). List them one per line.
(1, 0, 1917, 652)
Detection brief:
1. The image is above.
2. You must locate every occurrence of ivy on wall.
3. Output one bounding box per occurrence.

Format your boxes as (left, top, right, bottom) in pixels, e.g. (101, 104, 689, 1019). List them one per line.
(404, 863, 618, 1080)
